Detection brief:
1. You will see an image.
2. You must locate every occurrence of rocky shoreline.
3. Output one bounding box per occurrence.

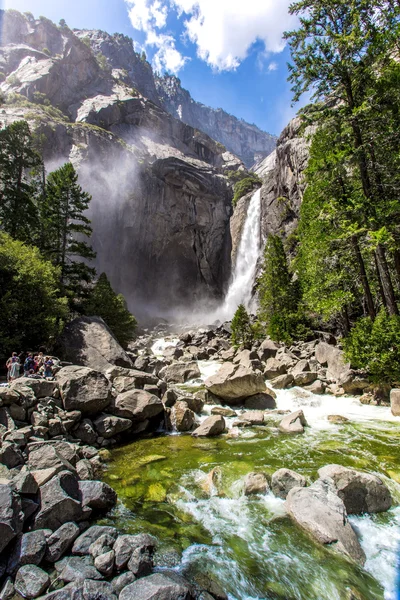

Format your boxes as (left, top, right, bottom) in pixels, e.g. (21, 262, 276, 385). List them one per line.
(0, 316, 398, 599)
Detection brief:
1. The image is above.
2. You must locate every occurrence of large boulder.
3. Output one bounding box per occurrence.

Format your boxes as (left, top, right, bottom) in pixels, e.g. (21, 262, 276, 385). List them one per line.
(56, 366, 112, 415)
(258, 339, 279, 361)
(119, 572, 194, 600)
(93, 414, 132, 438)
(45, 522, 80, 563)
(33, 471, 89, 531)
(271, 468, 307, 499)
(318, 464, 392, 514)
(285, 479, 366, 564)
(114, 533, 156, 571)
(315, 342, 351, 382)
(170, 401, 196, 432)
(78, 480, 117, 512)
(0, 483, 24, 553)
(112, 390, 163, 422)
(391, 389, 400, 416)
(244, 392, 276, 410)
(243, 472, 269, 496)
(270, 374, 294, 389)
(159, 362, 201, 384)
(72, 526, 118, 556)
(58, 316, 133, 371)
(27, 445, 76, 474)
(264, 358, 286, 379)
(14, 564, 50, 599)
(192, 415, 225, 437)
(205, 363, 266, 404)
(279, 410, 308, 434)
(10, 378, 58, 399)
(7, 530, 47, 573)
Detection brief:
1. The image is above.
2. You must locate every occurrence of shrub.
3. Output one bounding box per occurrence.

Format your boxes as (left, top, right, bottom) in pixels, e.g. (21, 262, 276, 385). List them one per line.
(6, 74, 20, 86)
(42, 47, 51, 56)
(231, 304, 254, 348)
(344, 310, 400, 384)
(81, 36, 91, 48)
(232, 174, 261, 208)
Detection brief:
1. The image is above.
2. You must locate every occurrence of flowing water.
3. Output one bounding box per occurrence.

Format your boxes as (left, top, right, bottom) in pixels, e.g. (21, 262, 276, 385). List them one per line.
(215, 188, 262, 322)
(101, 354, 400, 600)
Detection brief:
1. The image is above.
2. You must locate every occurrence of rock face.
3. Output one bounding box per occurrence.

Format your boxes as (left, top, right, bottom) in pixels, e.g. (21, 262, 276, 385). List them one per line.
(318, 464, 392, 514)
(285, 479, 366, 564)
(205, 363, 266, 403)
(58, 316, 133, 371)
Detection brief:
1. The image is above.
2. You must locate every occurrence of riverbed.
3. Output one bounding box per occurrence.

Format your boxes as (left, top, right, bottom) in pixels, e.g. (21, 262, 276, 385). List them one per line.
(101, 342, 400, 600)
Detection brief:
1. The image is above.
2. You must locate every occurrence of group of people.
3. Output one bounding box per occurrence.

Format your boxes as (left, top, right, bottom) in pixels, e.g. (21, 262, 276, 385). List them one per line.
(5, 351, 55, 381)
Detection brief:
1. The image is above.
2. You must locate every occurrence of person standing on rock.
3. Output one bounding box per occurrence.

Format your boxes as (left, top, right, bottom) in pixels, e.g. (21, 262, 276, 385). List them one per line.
(8, 353, 21, 381)
(43, 356, 54, 379)
(24, 352, 35, 376)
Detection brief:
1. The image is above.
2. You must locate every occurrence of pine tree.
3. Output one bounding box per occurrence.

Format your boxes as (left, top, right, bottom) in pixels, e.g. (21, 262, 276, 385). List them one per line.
(84, 273, 137, 348)
(42, 163, 96, 305)
(231, 304, 253, 348)
(0, 121, 42, 242)
(258, 236, 301, 342)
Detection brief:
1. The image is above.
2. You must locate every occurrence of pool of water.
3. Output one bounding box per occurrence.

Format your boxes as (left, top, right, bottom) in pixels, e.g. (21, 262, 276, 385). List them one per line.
(101, 344, 400, 600)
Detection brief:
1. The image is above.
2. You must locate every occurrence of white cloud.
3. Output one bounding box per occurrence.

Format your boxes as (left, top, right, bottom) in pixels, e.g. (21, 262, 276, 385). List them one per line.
(125, 0, 296, 73)
(268, 62, 278, 72)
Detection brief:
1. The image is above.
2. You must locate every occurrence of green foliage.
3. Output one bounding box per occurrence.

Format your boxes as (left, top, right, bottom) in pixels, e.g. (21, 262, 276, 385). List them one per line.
(231, 304, 254, 348)
(96, 53, 109, 71)
(258, 236, 306, 343)
(6, 74, 20, 86)
(0, 232, 67, 360)
(141, 51, 147, 62)
(42, 163, 96, 306)
(344, 311, 400, 384)
(232, 174, 261, 208)
(32, 91, 50, 106)
(42, 47, 50, 56)
(59, 19, 67, 28)
(81, 37, 91, 48)
(0, 72, 6, 82)
(84, 273, 137, 348)
(0, 121, 43, 242)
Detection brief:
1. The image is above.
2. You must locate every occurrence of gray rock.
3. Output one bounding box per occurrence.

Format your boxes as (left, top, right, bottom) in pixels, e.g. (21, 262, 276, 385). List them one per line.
(113, 534, 156, 572)
(391, 389, 400, 416)
(293, 372, 318, 387)
(182, 396, 204, 415)
(279, 410, 308, 434)
(271, 468, 307, 500)
(243, 472, 269, 496)
(119, 572, 194, 600)
(205, 363, 266, 403)
(192, 416, 225, 437)
(0, 483, 23, 553)
(88, 533, 115, 558)
(74, 420, 97, 445)
(211, 407, 237, 417)
(11, 378, 58, 400)
(93, 415, 132, 438)
(264, 358, 286, 379)
(7, 530, 47, 573)
(270, 374, 294, 389)
(15, 564, 50, 599)
(159, 362, 201, 384)
(78, 480, 117, 512)
(170, 401, 196, 432)
(82, 579, 117, 600)
(304, 380, 325, 395)
(112, 390, 163, 422)
(111, 572, 136, 595)
(72, 526, 118, 556)
(290, 359, 310, 376)
(56, 366, 112, 415)
(318, 464, 392, 514)
(258, 339, 279, 361)
(76, 459, 94, 481)
(239, 411, 265, 425)
(0, 442, 23, 468)
(59, 556, 103, 582)
(0, 387, 20, 406)
(33, 471, 89, 530)
(0, 577, 14, 600)
(244, 393, 276, 410)
(94, 549, 115, 576)
(58, 316, 133, 371)
(28, 445, 76, 474)
(285, 478, 366, 564)
(45, 522, 80, 562)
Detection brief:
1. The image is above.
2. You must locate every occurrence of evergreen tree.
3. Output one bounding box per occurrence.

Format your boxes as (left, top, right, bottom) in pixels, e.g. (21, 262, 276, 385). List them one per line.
(0, 121, 42, 242)
(258, 236, 301, 342)
(42, 163, 96, 305)
(84, 273, 137, 348)
(231, 304, 253, 348)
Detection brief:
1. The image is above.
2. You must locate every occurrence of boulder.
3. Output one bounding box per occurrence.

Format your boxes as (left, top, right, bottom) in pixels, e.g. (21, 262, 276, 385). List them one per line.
(45, 522, 80, 563)
(159, 362, 201, 384)
(205, 363, 266, 403)
(78, 480, 117, 512)
(112, 572, 136, 596)
(192, 416, 225, 437)
(327, 415, 349, 424)
(304, 380, 325, 395)
(7, 530, 47, 573)
(28, 445, 75, 474)
(58, 556, 103, 583)
(0, 387, 20, 406)
(258, 339, 279, 361)
(269, 374, 294, 389)
(285, 478, 366, 564)
(114, 534, 156, 572)
(10, 378, 58, 400)
(93, 415, 132, 438)
(14, 564, 50, 599)
(170, 401, 196, 432)
(0, 442, 23, 468)
(271, 468, 307, 500)
(58, 316, 133, 371)
(73, 419, 97, 445)
(211, 407, 237, 417)
(183, 396, 204, 415)
(119, 572, 194, 600)
(72, 526, 118, 556)
(33, 471, 89, 531)
(83, 579, 117, 600)
(239, 411, 265, 425)
(0, 483, 24, 553)
(112, 390, 163, 422)
(279, 410, 308, 434)
(94, 549, 115, 576)
(390, 389, 400, 416)
(315, 342, 351, 382)
(293, 372, 318, 387)
(243, 472, 269, 496)
(339, 373, 370, 395)
(318, 464, 392, 514)
(290, 359, 310, 376)
(264, 358, 286, 379)
(244, 393, 276, 410)
(89, 533, 115, 559)
(56, 366, 112, 415)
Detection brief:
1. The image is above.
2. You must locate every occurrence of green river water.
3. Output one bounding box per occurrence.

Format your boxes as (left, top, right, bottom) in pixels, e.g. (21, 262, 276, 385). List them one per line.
(101, 358, 400, 600)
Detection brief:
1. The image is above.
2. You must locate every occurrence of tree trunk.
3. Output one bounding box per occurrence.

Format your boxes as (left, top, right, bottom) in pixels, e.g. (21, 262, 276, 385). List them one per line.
(394, 249, 400, 287)
(375, 243, 399, 316)
(351, 236, 376, 320)
(374, 253, 387, 309)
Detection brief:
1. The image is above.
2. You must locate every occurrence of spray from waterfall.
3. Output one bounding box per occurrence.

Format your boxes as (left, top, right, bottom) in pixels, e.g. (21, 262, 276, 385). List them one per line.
(215, 188, 262, 322)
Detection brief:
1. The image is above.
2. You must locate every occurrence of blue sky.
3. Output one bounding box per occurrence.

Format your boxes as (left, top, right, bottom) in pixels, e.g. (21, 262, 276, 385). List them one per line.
(2, 0, 305, 135)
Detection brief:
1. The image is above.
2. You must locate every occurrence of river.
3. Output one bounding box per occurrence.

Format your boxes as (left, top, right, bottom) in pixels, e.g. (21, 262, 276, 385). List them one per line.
(101, 341, 400, 600)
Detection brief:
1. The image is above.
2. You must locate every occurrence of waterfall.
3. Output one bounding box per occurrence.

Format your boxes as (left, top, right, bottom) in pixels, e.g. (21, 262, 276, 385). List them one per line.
(217, 188, 262, 321)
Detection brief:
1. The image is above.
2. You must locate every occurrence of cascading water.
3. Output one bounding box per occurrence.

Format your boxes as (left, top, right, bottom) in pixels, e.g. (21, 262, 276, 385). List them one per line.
(217, 188, 262, 321)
